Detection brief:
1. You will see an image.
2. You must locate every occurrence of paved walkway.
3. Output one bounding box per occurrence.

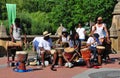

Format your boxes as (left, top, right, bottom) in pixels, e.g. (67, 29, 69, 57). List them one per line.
(0, 53, 120, 78)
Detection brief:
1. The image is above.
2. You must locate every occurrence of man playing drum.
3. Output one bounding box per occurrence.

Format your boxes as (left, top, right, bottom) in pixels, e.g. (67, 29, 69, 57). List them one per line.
(91, 16, 110, 44)
(91, 16, 111, 63)
(7, 18, 26, 66)
(86, 33, 100, 62)
(38, 31, 57, 71)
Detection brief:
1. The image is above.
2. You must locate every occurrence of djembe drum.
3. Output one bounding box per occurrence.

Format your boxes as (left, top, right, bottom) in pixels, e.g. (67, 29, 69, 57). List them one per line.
(16, 51, 28, 70)
(96, 46, 105, 65)
(55, 47, 64, 66)
(64, 47, 75, 61)
(81, 48, 91, 68)
(6, 41, 23, 51)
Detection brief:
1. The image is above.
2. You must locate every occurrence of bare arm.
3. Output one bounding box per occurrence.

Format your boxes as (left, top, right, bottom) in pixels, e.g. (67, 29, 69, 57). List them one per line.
(21, 26, 27, 43)
(103, 26, 109, 38)
(10, 25, 14, 42)
(90, 25, 96, 35)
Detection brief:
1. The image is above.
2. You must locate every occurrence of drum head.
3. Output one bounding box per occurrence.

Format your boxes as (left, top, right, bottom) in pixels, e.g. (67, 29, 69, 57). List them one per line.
(96, 46, 105, 49)
(16, 51, 28, 54)
(64, 47, 75, 53)
(55, 47, 64, 50)
(81, 48, 89, 51)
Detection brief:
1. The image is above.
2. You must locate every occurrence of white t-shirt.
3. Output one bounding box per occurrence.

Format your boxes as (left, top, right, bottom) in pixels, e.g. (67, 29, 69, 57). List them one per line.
(13, 24, 21, 40)
(93, 24, 106, 38)
(33, 37, 52, 54)
(87, 37, 97, 47)
(76, 28, 85, 40)
(38, 38, 51, 51)
(33, 37, 43, 43)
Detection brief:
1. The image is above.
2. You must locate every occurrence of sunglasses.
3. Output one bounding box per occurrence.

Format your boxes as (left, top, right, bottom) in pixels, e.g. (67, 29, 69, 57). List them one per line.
(97, 20, 102, 21)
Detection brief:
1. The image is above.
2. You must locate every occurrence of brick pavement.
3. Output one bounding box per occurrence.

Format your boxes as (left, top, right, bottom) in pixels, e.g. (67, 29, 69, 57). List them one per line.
(0, 53, 120, 78)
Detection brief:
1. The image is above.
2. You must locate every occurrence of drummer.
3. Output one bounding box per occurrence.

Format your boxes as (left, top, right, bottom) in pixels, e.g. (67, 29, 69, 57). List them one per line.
(38, 31, 58, 71)
(86, 33, 101, 62)
(10, 18, 26, 48)
(69, 31, 81, 55)
(8, 18, 26, 66)
(58, 31, 70, 46)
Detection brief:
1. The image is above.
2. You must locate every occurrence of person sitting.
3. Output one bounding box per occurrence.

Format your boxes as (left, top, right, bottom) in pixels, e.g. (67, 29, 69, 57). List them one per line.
(69, 31, 81, 55)
(102, 37, 112, 63)
(7, 18, 26, 66)
(59, 31, 69, 42)
(38, 31, 57, 71)
(86, 33, 100, 63)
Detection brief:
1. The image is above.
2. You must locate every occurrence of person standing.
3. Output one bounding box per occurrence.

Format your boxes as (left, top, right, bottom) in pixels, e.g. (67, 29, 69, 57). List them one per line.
(91, 17, 110, 43)
(7, 18, 26, 66)
(76, 23, 86, 41)
(10, 18, 26, 47)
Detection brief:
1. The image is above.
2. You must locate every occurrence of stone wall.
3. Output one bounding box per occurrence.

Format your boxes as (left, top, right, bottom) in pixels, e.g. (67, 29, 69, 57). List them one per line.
(110, 1, 120, 53)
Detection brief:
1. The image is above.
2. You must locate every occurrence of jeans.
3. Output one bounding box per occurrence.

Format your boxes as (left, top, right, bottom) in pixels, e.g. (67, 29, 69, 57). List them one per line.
(90, 46, 97, 59)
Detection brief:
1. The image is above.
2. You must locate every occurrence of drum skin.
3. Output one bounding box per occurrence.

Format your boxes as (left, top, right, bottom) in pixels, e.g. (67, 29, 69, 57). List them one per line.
(16, 51, 28, 62)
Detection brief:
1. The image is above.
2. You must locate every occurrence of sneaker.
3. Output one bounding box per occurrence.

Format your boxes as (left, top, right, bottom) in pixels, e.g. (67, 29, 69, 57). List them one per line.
(65, 63, 69, 67)
(68, 62, 73, 68)
(93, 66, 99, 69)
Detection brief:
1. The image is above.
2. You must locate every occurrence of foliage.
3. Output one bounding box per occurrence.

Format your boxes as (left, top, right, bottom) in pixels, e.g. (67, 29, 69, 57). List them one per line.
(0, 0, 118, 35)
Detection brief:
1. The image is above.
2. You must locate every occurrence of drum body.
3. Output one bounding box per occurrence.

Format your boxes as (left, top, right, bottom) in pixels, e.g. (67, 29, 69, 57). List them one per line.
(81, 48, 91, 61)
(96, 46, 105, 55)
(64, 52, 73, 61)
(7, 41, 22, 47)
(6, 41, 23, 51)
(16, 51, 28, 70)
(96, 46, 105, 65)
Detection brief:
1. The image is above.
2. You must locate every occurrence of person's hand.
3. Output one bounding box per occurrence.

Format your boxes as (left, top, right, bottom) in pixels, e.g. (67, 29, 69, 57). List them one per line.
(24, 39, 27, 44)
(106, 37, 111, 44)
(11, 38, 15, 42)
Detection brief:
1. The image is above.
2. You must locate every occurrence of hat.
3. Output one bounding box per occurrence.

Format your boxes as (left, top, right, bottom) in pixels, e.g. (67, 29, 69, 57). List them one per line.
(64, 47, 75, 53)
(43, 31, 51, 36)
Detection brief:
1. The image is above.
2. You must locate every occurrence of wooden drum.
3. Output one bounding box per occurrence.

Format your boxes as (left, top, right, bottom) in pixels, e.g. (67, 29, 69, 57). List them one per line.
(96, 46, 105, 65)
(64, 47, 75, 60)
(81, 48, 91, 68)
(6, 41, 23, 50)
(16, 51, 28, 70)
(96, 46, 105, 55)
(81, 48, 91, 61)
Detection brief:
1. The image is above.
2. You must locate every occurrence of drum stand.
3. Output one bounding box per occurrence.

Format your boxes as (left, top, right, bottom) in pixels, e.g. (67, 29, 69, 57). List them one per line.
(97, 49, 104, 65)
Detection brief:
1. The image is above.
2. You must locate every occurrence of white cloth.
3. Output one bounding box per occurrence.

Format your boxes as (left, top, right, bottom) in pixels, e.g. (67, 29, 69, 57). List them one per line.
(87, 37, 97, 47)
(33, 37, 43, 43)
(61, 36, 69, 43)
(76, 28, 85, 40)
(38, 38, 51, 52)
(33, 37, 52, 54)
(93, 24, 106, 38)
(13, 24, 21, 40)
